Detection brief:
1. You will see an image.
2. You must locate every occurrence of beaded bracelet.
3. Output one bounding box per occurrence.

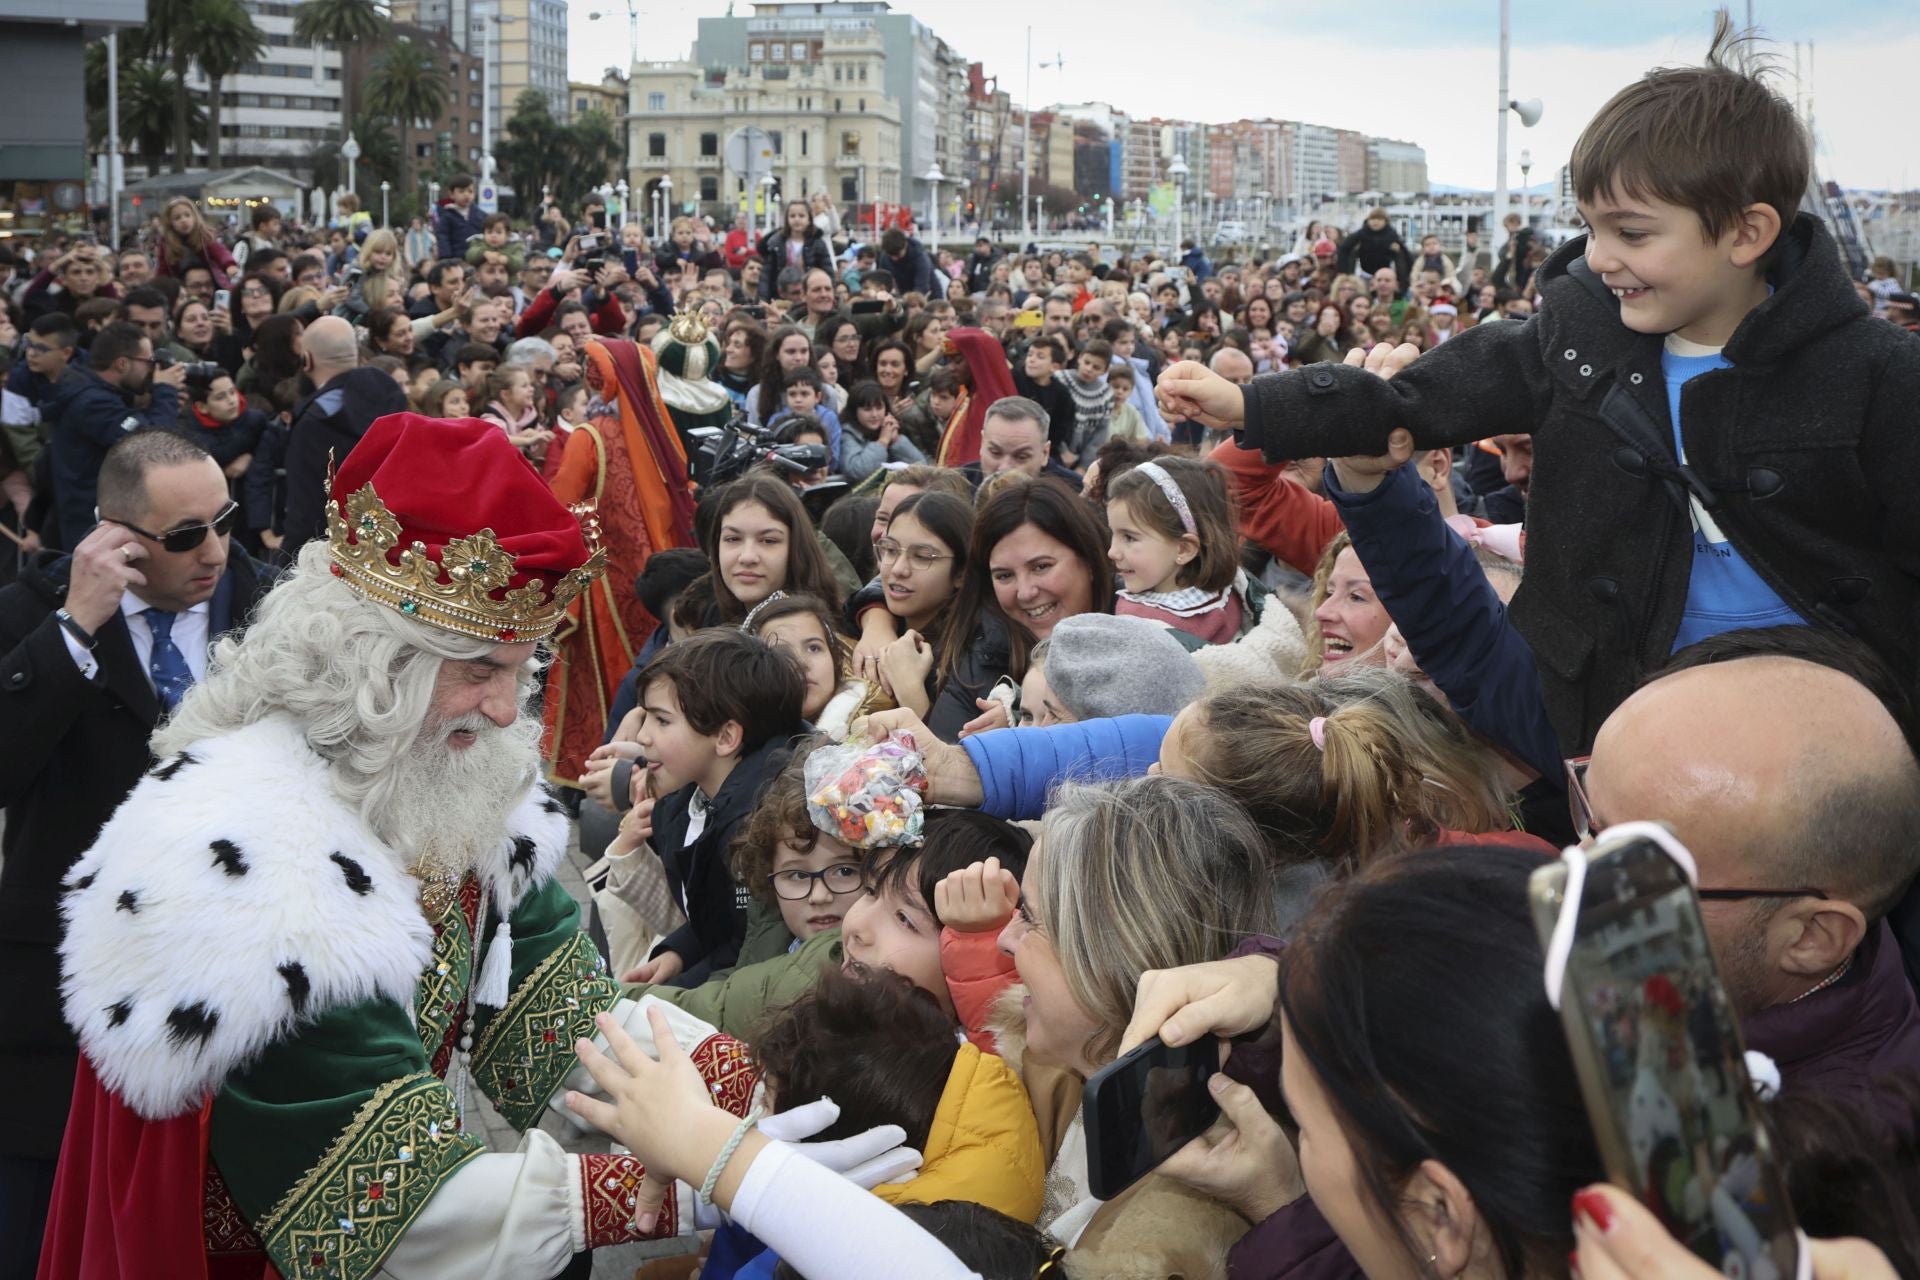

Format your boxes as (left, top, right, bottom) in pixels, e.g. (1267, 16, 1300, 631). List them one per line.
(698, 1104, 766, 1206)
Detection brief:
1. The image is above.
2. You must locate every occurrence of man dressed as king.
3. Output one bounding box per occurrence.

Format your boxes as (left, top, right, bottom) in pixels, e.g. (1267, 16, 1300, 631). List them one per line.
(36, 415, 761, 1279)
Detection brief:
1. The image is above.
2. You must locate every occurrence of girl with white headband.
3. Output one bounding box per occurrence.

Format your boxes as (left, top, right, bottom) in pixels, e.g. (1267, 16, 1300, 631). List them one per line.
(1105, 456, 1252, 646)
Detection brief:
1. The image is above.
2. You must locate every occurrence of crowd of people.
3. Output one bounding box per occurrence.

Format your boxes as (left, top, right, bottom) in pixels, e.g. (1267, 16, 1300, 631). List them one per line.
(3, 20, 1920, 1280)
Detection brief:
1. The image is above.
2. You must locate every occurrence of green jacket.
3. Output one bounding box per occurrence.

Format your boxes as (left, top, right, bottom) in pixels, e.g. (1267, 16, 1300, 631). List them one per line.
(634, 926, 843, 1040)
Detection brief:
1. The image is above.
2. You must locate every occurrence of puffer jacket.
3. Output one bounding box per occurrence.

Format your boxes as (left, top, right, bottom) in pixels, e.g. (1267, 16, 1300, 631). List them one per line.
(872, 1039, 1046, 1224)
(1241, 214, 1920, 752)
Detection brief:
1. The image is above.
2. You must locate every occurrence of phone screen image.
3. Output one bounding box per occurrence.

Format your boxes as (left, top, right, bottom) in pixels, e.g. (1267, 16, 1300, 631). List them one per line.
(1532, 835, 1799, 1280)
(1081, 1037, 1217, 1201)
(623, 247, 639, 274)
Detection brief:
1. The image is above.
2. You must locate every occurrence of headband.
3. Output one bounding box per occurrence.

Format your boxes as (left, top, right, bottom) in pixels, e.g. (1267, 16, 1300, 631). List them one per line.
(1132, 462, 1196, 536)
(739, 590, 789, 633)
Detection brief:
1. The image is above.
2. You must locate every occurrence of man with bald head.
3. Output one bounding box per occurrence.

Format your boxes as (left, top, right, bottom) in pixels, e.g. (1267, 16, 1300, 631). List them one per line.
(282, 315, 407, 557)
(1584, 628, 1920, 1105)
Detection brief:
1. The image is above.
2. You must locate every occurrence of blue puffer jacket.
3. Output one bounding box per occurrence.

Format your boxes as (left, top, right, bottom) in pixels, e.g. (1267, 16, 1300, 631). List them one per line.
(959, 715, 1169, 820)
(1322, 460, 1562, 785)
(42, 367, 180, 548)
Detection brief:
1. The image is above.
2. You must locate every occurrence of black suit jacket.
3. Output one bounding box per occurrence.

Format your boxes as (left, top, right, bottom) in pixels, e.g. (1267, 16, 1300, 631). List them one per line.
(0, 551, 275, 1158)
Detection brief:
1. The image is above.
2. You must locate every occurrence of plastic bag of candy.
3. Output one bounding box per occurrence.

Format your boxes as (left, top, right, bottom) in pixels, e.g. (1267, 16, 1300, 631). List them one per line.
(804, 730, 929, 848)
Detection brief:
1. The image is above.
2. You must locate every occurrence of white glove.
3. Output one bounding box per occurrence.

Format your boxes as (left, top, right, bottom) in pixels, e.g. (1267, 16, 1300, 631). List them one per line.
(761, 1097, 924, 1188)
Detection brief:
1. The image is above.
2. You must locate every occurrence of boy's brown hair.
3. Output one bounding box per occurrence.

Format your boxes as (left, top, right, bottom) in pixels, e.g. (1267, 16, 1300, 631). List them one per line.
(1570, 14, 1809, 245)
(638, 629, 804, 752)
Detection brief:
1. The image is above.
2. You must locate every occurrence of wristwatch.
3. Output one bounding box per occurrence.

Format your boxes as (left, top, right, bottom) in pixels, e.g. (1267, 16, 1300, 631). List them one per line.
(55, 608, 98, 651)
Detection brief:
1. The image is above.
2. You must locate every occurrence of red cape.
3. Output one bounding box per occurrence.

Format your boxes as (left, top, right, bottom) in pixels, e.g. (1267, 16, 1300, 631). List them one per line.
(38, 1056, 271, 1280)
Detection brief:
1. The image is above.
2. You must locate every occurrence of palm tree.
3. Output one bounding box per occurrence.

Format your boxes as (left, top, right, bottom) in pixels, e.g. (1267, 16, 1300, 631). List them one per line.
(145, 0, 198, 171)
(365, 41, 450, 199)
(190, 0, 268, 171)
(294, 0, 388, 141)
(308, 113, 400, 204)
(121, 62, 201, 173)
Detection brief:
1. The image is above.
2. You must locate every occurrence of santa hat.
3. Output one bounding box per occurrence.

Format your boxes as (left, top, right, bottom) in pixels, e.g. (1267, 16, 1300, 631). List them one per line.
(327, 413, 605, 643)
(1430, 302, 1458, 317)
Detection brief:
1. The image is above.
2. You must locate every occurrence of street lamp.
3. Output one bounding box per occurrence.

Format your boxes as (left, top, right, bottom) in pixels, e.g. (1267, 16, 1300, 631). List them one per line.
(924, 162, 945, 244)
(1492, 0, 1543, 252)
(1518, 148, 1533, 224)
(340, 132, 361, 198)
(1167, 152, 1189, 257)
(659, 173, 674, 237)
(615, 178, 629, 227)
(1034, 194, 1043, 235)
(1256, 189, 1271, 231)
(759, 172, 777, 235)
(380, 179, 390, 227)
(474, 8, 521, 215)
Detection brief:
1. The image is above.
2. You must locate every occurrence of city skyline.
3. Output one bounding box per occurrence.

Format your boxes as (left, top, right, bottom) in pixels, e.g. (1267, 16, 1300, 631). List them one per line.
(568, 0, 1916, 195)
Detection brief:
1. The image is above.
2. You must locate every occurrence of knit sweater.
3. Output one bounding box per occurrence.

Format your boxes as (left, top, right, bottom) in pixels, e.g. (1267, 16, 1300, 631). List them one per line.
(1062, 370, 1114, 460)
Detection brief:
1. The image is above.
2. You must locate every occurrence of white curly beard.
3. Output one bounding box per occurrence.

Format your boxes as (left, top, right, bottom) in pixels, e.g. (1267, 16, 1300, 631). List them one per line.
(367, 710, 546, 875)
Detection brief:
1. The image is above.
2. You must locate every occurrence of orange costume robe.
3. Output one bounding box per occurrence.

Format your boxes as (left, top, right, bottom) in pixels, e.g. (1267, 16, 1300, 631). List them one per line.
(934, 327, 1019, 467)
(543, 340, 697, 783)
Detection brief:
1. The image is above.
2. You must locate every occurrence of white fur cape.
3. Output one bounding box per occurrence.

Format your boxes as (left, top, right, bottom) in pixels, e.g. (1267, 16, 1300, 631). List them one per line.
(58, 714, 571, 1121)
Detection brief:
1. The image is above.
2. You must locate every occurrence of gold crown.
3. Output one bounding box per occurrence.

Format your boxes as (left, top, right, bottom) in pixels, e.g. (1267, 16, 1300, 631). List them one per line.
(326, 482, 606, 642)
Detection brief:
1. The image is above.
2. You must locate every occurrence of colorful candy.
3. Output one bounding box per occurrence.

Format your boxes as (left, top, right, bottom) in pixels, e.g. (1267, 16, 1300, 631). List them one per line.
(804, 731, 930, 849)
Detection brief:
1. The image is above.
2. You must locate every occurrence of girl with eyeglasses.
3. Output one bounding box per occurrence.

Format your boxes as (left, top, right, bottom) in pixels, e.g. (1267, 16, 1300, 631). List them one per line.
(873, 491, 971, 723)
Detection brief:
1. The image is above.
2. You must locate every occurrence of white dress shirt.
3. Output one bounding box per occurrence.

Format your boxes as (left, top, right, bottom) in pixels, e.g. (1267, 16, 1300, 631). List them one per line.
(63, 595, 213, 687)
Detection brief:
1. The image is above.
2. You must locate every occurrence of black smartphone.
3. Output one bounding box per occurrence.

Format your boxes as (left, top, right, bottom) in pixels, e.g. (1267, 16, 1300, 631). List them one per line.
(738, 304, 767, 320)
(850, 298, 886, 315)
(1530, 826, 1800, 1279)
(622, 247, 639, 275)
(590, 209, 608, 232)
(1081, 1035, 1217, 1201)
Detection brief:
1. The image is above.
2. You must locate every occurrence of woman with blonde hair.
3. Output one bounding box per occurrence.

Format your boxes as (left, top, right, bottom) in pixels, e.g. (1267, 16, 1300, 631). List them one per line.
(156, 196, 239, 290)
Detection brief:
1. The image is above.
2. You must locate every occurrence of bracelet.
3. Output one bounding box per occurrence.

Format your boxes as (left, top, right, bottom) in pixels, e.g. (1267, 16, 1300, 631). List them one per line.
(697, 1104, 765, 1206)
(55, 608, 98, 651)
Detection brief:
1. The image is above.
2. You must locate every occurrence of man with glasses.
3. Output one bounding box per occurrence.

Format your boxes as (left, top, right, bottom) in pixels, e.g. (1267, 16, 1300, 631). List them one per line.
(41, 322, 185, 549)
(0, 430, 272, 1273)
(1581, 628, 1920, 1102)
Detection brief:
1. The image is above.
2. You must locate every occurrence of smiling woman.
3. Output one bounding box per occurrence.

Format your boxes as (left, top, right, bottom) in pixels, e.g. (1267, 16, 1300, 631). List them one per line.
(694, 472, 843, 625)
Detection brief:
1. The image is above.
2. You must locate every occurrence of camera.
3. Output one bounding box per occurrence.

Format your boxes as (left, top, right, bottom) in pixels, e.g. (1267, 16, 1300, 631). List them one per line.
(689, 414, 846, 521)
(155, 353, 226, 381)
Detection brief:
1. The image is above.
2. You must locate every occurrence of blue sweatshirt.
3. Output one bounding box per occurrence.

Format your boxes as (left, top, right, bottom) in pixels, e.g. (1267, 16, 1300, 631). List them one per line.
(1662, 335, 1806, 651)
(959, 716, 1168, 820)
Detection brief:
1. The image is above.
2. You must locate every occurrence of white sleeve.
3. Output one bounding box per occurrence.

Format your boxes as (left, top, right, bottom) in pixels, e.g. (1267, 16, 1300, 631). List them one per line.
(376, 1129, 581, 1279)
(554, 995, 735, 1115)
(729, 1142, 982, 1280)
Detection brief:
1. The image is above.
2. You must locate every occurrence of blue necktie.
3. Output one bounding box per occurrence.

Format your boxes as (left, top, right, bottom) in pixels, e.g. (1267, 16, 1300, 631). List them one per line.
(142, 608, 195, 712)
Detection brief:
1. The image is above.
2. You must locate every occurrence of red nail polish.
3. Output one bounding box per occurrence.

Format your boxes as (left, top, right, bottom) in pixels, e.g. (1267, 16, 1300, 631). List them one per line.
(1572, 1188, 1614, 1234)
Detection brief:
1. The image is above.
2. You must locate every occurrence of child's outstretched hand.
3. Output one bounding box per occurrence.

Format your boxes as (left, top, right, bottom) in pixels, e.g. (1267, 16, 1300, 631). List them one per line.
(935, 856, 1020, 933)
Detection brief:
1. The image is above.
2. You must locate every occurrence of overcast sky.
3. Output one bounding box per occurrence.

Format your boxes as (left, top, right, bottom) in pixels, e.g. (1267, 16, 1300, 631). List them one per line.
(567, 0, 1916, 192)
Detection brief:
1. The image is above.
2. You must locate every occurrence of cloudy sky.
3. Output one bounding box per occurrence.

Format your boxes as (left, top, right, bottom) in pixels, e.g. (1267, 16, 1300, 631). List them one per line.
(567, 0, 1916, 192)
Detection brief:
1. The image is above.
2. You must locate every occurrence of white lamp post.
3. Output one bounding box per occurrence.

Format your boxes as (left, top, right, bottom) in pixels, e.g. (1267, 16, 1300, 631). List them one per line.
(659, 173, 674, 233)
(615, 178, 629, 227)
(759, 172, 777, 235)
(1257, 189, 1271, 232)
(1492, 0, 1543, 254)
(340, 132, 361, 197)
(1167, 152, 1189, 257)
(1518, 148, 1533, 224)
(1034, 194, 1043, 235)
(379, 179, 390, 227)
(924, 162, 945, 244)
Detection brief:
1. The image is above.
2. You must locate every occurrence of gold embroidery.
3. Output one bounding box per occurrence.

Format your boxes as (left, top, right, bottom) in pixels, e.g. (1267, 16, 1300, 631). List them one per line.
(470, 930, 618, 1131)
(258, 1073, 483, 1280)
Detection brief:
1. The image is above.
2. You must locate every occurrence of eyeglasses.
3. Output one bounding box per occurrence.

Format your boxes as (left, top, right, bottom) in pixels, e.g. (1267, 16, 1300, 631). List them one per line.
(766, 863, 865, 901)
(875, 540, 954, 572)
(103, 498, 239, 552)
(1566, 757, 1829, 902)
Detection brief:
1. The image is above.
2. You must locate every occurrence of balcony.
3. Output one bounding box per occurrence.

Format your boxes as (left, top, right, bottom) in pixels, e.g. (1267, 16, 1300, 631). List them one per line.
(694, 154, 720, 168)
(835, 153, 864, 169)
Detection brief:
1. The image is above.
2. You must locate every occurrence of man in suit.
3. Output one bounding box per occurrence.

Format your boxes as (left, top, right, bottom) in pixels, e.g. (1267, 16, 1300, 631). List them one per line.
(0, 429, 275, 1278)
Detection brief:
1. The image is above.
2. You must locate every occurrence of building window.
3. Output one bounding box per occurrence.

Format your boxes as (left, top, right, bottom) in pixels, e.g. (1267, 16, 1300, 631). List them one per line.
(770, 42, 784, 60)
(648, 132, 666, 158)
(469, 67, 480, 81)
(699, 132, 718, 157)
(470, 92, 482, 108)
(859, 64, 868, 82)
(858, 99, 864, 112)
(749, 42, 763, 60)
(833, 65, 842, 82)
(769, 129, 782, 154)
(575, 96, 587, 113)
(469, 120, 480, 134)
(700, 176, 718, 201)
(841, 131, 860, 157)
(798, 130, 807, 157)
(791, 43, 807, 62)
(841, 175, 858, 202)
(647, 91, 665, 110)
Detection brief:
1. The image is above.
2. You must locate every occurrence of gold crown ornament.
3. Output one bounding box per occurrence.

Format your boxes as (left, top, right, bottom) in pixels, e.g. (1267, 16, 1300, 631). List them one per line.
(326, 482, 607, 643)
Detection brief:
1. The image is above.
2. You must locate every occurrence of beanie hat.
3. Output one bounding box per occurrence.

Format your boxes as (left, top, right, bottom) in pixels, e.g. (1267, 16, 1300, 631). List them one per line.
(1044, 614, 1207, 720)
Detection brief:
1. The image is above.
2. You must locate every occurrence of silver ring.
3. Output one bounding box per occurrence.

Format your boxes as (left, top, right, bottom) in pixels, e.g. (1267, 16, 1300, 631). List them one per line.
(121, 545, 136, 562)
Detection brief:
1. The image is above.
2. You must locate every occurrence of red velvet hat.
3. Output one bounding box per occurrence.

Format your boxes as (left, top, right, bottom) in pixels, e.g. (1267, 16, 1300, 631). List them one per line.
(326, 413, 606, 642)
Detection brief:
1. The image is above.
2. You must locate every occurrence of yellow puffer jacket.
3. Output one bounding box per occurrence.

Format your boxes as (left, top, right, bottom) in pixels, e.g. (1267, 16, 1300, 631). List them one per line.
(874, 1040, 1047, 1223)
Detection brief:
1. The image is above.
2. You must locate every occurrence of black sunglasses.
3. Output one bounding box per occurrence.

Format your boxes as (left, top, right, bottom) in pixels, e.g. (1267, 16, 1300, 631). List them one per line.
(105, 499, 240, 552)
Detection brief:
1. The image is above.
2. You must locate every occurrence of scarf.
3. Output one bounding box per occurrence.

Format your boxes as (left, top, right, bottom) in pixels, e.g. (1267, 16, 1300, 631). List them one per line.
(584, 339, 697, 547)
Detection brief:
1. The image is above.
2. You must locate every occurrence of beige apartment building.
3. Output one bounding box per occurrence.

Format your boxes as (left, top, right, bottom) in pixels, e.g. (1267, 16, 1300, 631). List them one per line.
(626, 26, 902, 225)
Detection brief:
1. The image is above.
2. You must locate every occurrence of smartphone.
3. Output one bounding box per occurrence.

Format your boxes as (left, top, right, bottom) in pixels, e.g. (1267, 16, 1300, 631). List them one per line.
(1530, 826, 1800, 1279)
(850, 298, 886, 315)
(1081, 1035, 1217, 1201)
(213, 289, 231, 311)
(622, 247, 639, 275)
(590, 209, 608, 232)
(576, 233, 600, 252)
(738, 304, 767, 320)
